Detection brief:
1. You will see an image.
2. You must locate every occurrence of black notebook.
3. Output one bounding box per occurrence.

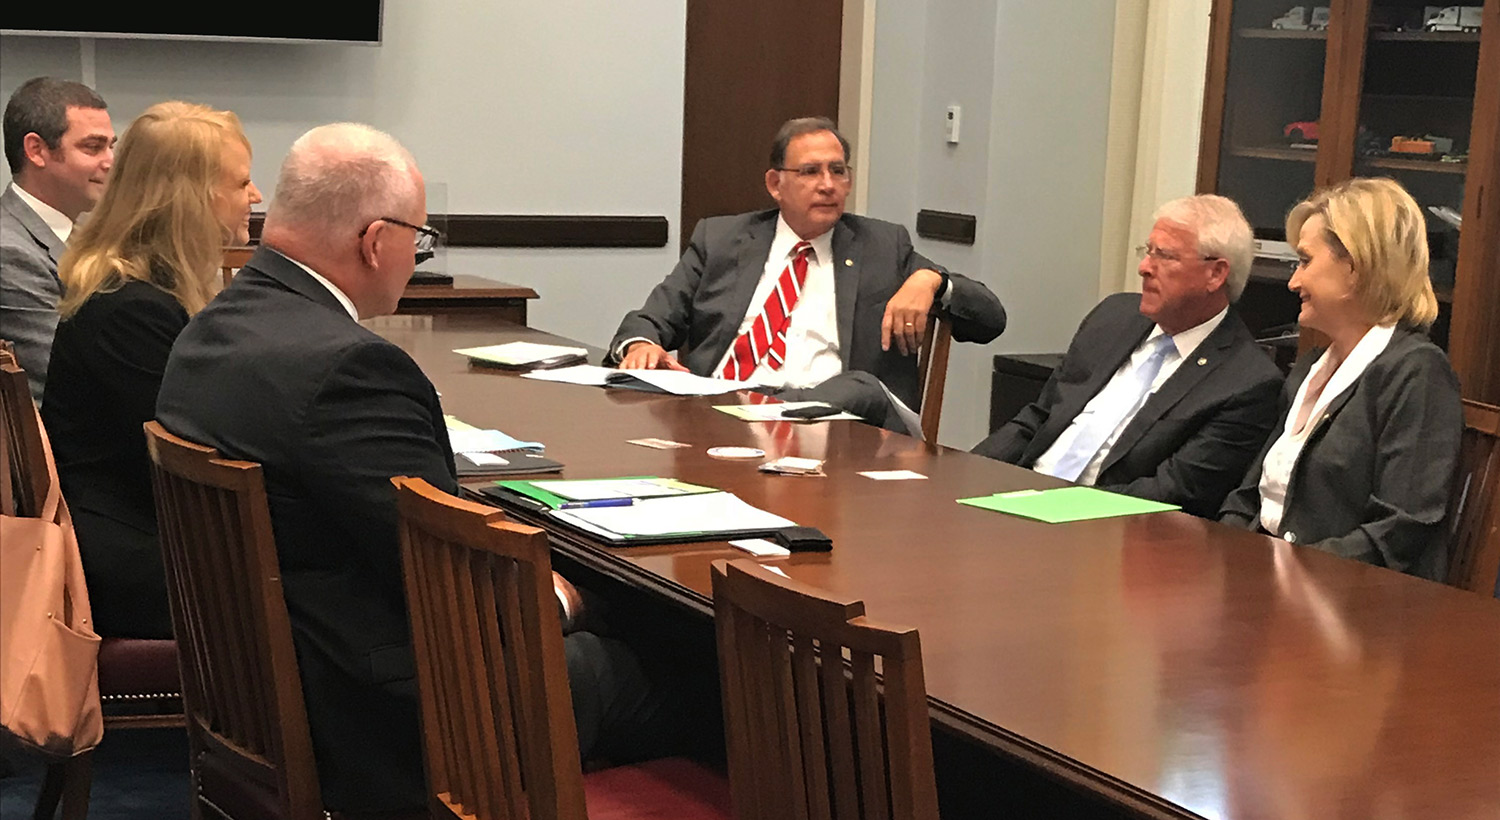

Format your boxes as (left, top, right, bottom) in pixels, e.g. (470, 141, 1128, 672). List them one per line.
(453, 450, 565, 477)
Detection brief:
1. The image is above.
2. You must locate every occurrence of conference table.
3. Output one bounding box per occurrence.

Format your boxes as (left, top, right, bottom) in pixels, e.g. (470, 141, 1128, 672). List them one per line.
(375, 316, 1500, 820)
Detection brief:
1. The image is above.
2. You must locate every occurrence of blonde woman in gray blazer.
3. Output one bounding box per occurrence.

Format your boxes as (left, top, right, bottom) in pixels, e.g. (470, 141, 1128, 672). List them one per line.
(1219, 178, 1462, 580)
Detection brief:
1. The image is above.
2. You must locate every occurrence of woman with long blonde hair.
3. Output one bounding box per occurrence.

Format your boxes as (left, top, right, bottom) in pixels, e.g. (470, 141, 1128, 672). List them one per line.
(41, 101, 260, 638)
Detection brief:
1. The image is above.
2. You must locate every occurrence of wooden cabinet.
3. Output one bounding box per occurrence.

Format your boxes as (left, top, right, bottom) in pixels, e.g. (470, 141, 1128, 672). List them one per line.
(1198, 0, 1500, 402)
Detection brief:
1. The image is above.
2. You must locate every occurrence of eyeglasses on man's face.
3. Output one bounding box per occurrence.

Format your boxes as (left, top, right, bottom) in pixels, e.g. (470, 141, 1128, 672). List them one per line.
(1135, 244, 1220, 265)
(776, 162, 852, 182)
(362, 217, 442, 253)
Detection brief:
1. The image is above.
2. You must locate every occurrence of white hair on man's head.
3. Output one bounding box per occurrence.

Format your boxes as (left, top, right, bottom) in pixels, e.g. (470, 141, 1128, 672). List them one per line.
(265, 122, 419, 237)
(1152, 194, 1255, 302)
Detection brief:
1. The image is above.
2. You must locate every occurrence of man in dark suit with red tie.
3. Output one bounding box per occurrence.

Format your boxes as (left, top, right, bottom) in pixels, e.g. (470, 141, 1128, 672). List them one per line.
(607, 117, 1006, 416)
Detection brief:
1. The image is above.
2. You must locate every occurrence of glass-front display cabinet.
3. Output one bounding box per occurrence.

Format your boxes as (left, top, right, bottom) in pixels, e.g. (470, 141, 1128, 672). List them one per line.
(1198, 0, 1500, 402)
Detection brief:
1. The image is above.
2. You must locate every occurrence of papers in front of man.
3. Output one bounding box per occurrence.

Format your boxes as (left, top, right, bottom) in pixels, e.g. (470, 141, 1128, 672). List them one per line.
(551, 491, 794, 542)
(521, 365, 758, 396)
(603, 369, 761, 396)
(714, 401, 860, 422)
(521, 364, 616, 386)
(957, 486, 1178, 524)
(453, 341, 588, 370)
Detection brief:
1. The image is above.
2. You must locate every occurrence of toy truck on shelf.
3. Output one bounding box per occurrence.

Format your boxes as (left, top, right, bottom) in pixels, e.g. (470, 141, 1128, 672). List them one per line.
(1424, 6, 1483, 32)
(1271, 6, 1332, 30)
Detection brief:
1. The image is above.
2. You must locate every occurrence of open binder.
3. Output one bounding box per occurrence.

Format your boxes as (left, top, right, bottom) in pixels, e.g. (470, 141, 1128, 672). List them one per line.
(475, 477, 795, 545)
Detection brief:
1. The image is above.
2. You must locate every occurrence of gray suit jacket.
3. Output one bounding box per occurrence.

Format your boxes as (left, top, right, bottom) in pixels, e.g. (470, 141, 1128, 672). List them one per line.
(0, 184, 68, 403)
(607, 209, 1006, 409)
(973, 293, 1282, 517)
(1219, 328, 1462, 580)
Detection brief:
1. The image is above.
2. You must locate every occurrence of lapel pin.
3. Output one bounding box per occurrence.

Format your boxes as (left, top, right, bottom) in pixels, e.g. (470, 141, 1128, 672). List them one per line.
(844, 259, 853, 267)
(1196, 357, 1207, 366)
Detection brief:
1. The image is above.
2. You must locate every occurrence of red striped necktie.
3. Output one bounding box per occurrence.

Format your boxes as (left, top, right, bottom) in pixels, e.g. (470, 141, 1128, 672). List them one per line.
(721, 241, 814, 380)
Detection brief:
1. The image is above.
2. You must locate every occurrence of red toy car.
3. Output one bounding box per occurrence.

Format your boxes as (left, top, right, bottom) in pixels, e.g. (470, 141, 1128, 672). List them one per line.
(1284, 121, 1320, 142)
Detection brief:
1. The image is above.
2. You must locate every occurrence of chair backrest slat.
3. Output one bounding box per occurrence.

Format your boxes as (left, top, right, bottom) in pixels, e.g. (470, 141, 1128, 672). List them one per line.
(393, 476, 588, 820)
(1448, 399, 1500, 596)
(790, 633, 831, 818)
(818, 642, 860, 820)
(144, 421, 323, 819)
(850, 650, 890, 820)
(713, 559, 939, 820)
(474, 556, 527, 820)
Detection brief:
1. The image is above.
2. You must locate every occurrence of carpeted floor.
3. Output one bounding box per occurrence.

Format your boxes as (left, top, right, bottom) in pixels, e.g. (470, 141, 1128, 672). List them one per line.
(1, 728, 190, 820)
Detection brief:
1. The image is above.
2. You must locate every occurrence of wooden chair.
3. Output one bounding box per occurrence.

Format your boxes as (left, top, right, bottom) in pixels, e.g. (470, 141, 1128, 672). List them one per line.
(144, 421, 324, 820)
(1, 356, 187, 820)
(222, 245, 255, 288)
(1447, 399, 1500, 597)
(392, 476, 732, 820)
(712, 559, 939, 820)
(0, 352, 48, 518)
(916, 312, 953, 443)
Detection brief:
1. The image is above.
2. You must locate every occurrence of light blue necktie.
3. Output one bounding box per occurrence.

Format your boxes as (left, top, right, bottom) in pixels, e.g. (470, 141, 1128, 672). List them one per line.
(1050, 333, 1177, 482)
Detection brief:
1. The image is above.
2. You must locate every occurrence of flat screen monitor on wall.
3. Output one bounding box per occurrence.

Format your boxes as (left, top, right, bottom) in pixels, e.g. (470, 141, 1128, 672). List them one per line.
(1, 3, 383, 44)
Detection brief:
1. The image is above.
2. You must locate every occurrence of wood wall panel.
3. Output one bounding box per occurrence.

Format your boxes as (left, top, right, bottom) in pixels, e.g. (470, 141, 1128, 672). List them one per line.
(680, 0, 844, 252)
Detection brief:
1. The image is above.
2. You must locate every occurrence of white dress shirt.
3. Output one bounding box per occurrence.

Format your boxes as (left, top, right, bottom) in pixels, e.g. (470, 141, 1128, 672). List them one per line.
(1033, 307, 1227, 485)
(10, 182, 74, 243)
(275, 250, 360, 322)
(711, 215, 842, 389)
(1257, 323, 1395, 534)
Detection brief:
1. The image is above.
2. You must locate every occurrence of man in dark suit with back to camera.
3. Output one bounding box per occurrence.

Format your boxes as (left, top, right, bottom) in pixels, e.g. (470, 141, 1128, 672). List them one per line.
(0, 77, 114, 403)
(973, 194, 1281, 517)
(608, 116, 1006, 420)
(157, 123, 677, 818)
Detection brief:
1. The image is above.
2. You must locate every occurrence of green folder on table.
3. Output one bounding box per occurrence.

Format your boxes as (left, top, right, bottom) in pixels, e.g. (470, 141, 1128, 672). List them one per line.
(957, 486, 1178, 523)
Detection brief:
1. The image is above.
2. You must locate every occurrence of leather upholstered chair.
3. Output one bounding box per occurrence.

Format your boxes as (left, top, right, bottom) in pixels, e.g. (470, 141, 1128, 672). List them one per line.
(391, 476, 732, 820)
(712, 558, 940, 820)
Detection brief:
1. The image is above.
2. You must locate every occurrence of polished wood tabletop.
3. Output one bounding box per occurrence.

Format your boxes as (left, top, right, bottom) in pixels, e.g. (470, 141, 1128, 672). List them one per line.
(378, 318, 1500, 820)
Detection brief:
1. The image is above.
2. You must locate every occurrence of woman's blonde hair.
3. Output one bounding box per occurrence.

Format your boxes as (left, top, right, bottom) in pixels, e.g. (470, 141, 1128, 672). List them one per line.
(58, 101, 249, 318)
(1285, 177, 1437, 328)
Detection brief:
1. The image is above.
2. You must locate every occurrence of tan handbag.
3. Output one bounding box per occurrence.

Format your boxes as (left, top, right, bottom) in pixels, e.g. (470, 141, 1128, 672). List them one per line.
(0, 403, 103, 758)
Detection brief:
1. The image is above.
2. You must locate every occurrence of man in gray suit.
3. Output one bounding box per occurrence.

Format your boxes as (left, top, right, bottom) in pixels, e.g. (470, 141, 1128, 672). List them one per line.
(608, 117, 1005, 414)
(1, 77, 114, 403)
(973, 195, 1282, 517)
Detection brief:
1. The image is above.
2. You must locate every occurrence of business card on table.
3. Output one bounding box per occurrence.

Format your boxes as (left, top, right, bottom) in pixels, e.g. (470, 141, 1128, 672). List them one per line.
(728, 538, 791, 558)
(858, 469, 929, 480)
(627, 437, 691, 450)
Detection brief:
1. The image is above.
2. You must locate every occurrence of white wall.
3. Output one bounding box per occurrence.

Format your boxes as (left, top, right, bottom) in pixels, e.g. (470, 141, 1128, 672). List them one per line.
(866, 0, 1119, 447)
(2, 1, 1213, 449)
(0, 1, 688, 347)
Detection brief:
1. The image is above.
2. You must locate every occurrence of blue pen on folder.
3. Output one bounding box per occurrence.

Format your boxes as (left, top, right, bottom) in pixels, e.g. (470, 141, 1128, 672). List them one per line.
(557, 498, 638, 510)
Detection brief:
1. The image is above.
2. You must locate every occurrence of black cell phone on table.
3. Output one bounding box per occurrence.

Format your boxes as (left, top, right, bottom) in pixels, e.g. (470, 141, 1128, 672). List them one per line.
(780, 404, 842, 420)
